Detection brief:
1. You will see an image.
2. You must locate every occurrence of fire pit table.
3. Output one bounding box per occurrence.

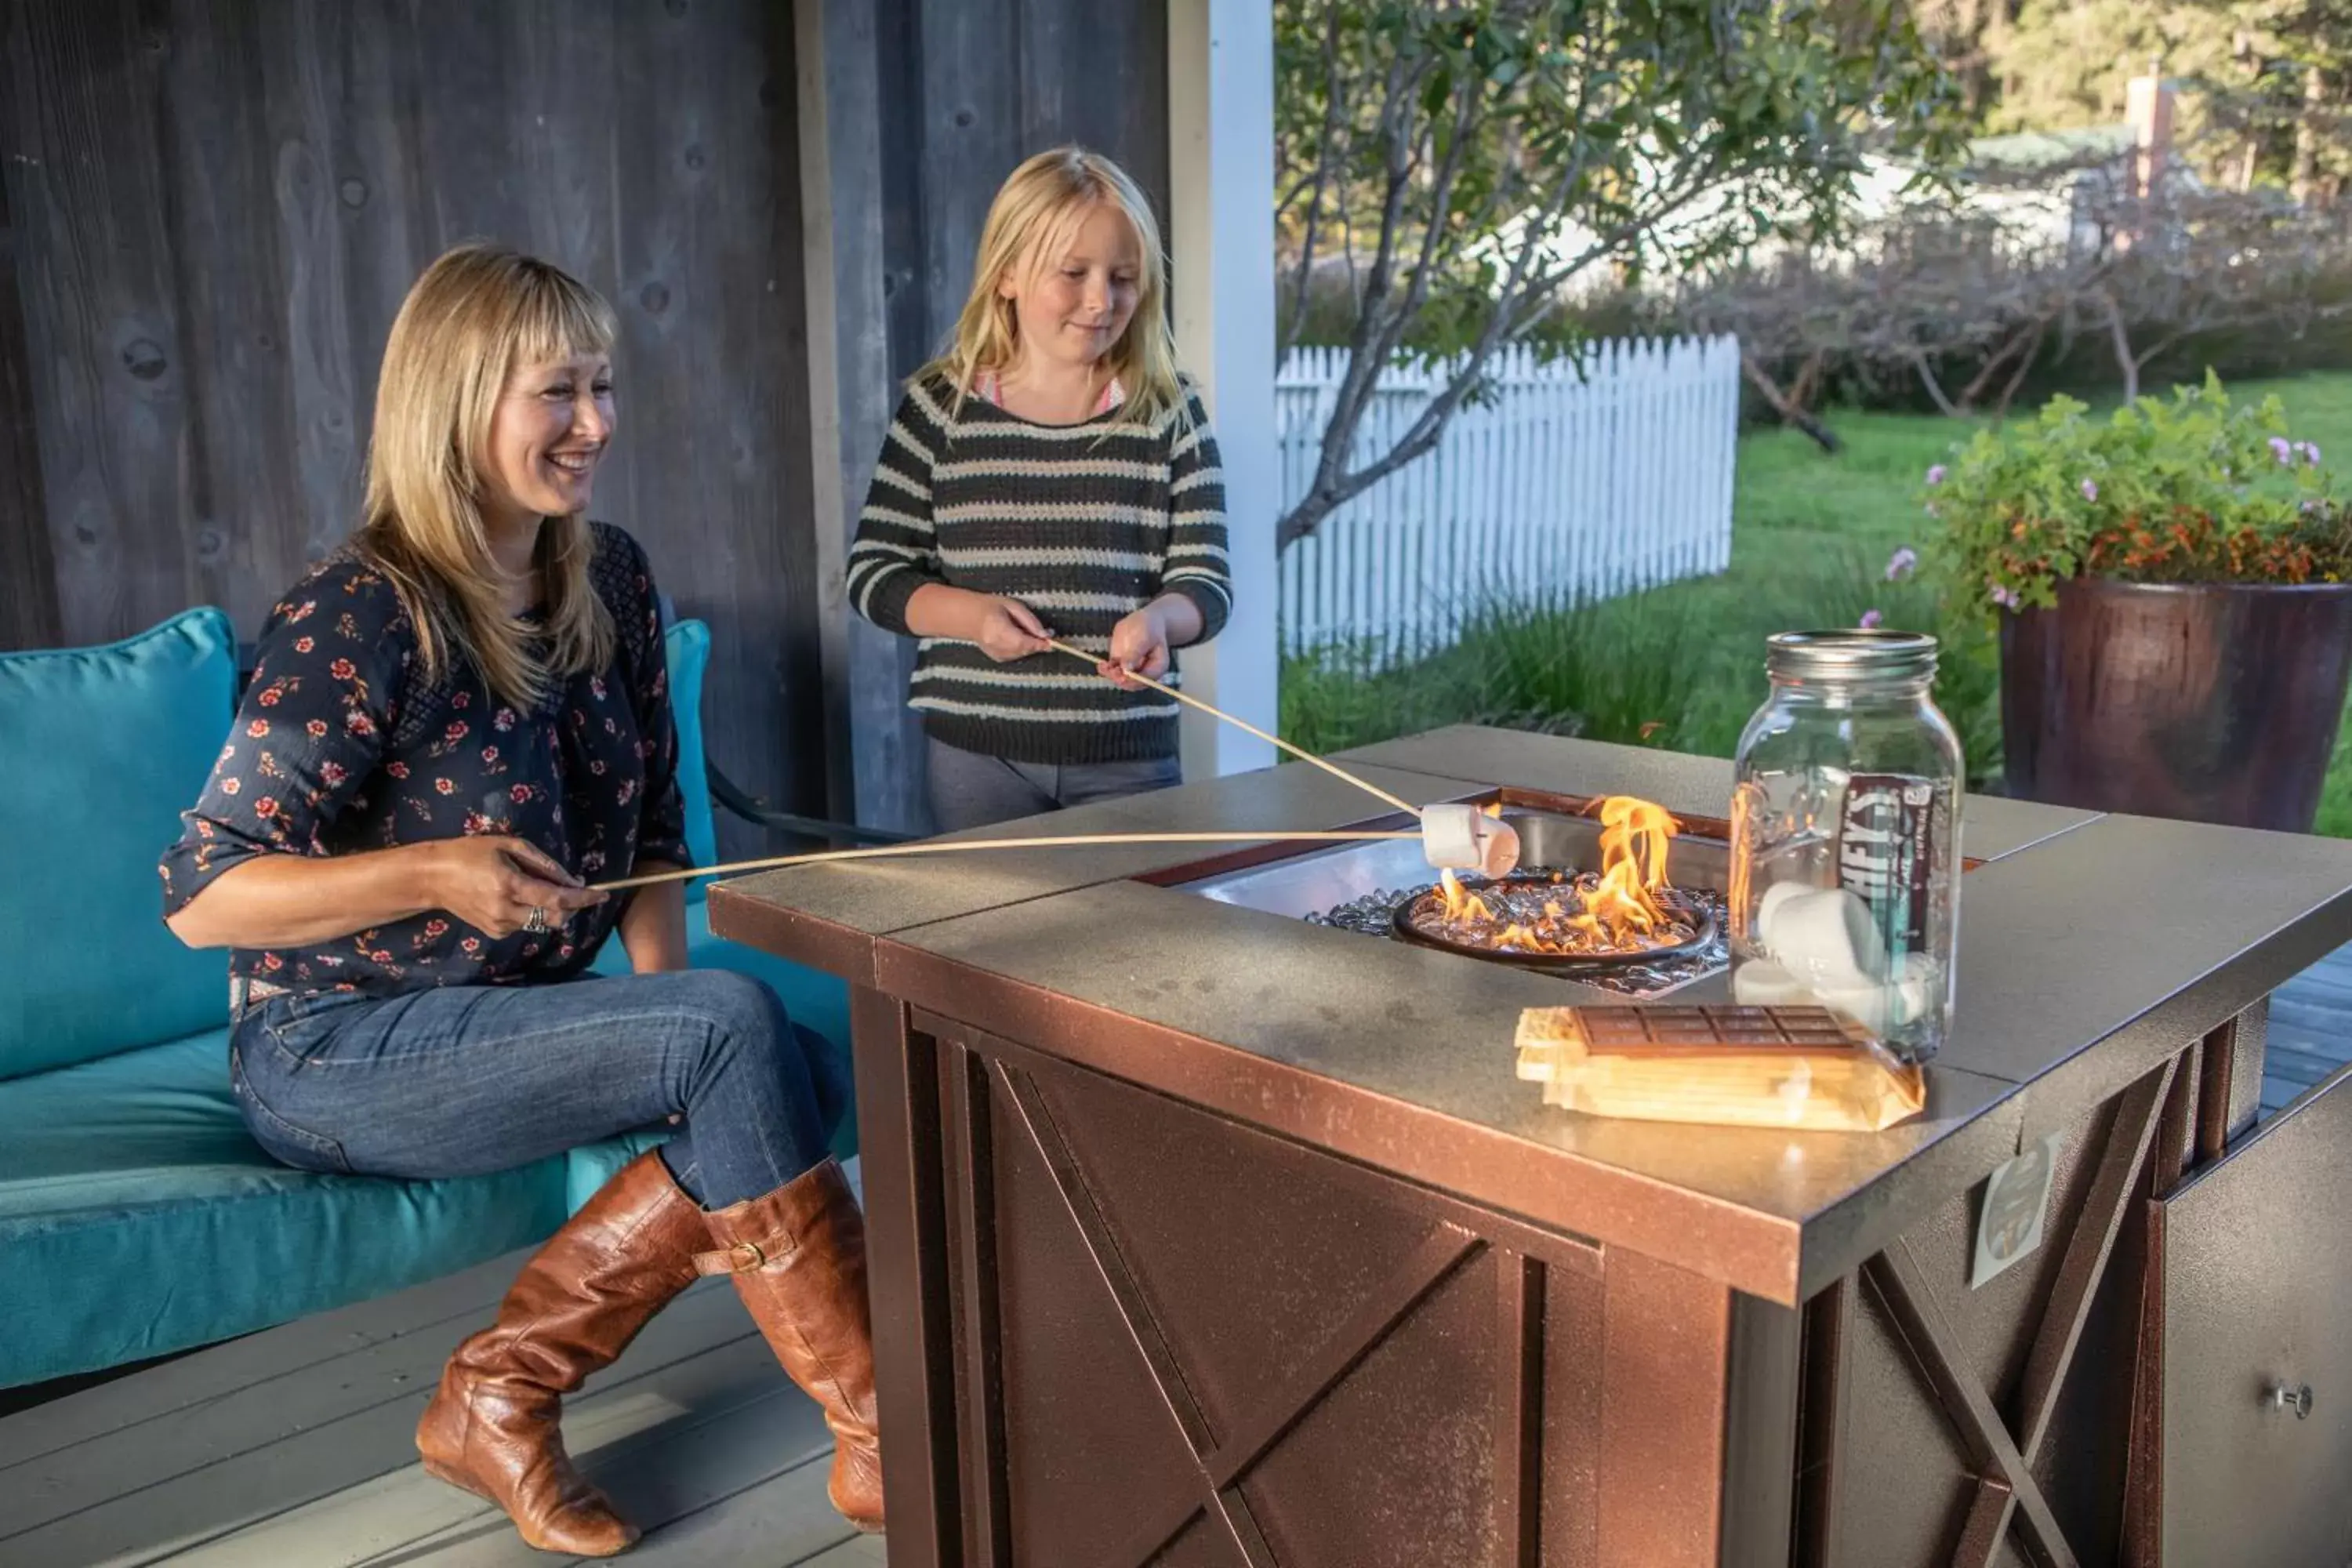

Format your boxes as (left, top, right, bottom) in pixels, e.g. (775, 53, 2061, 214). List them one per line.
(710, 726, 2352, 1568)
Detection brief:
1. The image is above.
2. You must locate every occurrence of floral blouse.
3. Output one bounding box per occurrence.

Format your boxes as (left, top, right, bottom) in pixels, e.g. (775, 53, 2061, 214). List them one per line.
(158, 521, 689, 997)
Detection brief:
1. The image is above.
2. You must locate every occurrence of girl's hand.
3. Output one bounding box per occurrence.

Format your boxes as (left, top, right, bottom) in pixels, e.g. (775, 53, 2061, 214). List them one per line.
(1102, 605, 1171, 690)
(419, 837, 606, 938)
(977, 597, 1054, 662)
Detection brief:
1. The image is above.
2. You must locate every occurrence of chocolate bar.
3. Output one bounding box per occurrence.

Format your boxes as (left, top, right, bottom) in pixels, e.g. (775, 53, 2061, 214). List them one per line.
(1514, 1004, 1924, 1132)
(1559, 1004, 1878, 1053)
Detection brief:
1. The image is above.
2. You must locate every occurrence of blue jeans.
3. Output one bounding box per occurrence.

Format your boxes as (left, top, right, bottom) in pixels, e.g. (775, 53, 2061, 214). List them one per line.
(228, 970, 845, 1209)
(926, 736, 1182, 832)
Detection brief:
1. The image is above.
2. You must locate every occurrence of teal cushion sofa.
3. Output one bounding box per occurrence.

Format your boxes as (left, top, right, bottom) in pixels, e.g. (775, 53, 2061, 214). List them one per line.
(0, 610, 853, 1389)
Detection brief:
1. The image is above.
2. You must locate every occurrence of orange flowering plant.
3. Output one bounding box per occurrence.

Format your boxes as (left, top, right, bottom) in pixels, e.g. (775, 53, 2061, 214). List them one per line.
(1922, 372, 2345, 616)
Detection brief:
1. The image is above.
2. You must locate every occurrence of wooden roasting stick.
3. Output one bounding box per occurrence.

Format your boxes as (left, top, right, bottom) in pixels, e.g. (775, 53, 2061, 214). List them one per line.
(591, 636, 1441, 895)
(593, 830, 1424, 893)
(1040, 638, 1420, 818)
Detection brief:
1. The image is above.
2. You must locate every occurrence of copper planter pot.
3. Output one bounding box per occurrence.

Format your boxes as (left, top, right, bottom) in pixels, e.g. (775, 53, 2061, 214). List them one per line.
(1999, 578, 2352, 832)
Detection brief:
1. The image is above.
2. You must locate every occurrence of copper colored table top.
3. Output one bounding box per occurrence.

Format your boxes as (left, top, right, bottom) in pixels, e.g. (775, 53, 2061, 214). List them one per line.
(711, 726, 2352, 1305)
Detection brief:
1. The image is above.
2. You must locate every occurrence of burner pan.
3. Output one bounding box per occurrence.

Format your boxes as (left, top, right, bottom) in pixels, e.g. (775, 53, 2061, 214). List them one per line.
(1389, 877, 1719, 972)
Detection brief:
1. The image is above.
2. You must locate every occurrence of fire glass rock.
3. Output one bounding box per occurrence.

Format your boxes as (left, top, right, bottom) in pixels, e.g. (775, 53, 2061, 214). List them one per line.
(1396, 871, 1711, 961)
(1305, 877, 1732, 999)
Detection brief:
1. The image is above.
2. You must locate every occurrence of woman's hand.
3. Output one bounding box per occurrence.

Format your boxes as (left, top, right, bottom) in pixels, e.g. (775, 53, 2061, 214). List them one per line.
(976, 596, 1054, 662)
(419, 837, 607, 938)
(1102, 604, 1173, 689)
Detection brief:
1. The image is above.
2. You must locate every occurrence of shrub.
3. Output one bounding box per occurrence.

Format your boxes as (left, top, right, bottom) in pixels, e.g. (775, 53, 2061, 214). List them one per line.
(1922, 372, 2346, 617)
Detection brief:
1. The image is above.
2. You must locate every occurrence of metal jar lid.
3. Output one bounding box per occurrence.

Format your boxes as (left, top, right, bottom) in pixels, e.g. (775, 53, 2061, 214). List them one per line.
(1765, 629, 1939, 686)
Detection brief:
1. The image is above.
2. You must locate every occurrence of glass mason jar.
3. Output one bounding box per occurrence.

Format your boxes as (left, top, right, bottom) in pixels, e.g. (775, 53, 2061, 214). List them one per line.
(1728, 630, 1963, 1065)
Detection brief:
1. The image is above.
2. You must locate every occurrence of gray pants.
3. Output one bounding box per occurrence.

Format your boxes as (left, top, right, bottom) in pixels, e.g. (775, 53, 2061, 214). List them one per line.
(927, 736, 1182, 833)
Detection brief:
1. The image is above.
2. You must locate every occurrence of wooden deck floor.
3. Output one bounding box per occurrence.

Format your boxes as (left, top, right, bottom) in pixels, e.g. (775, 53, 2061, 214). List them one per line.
(2264, 941, 2352, 1116)
(0, 1167, 876, 1568)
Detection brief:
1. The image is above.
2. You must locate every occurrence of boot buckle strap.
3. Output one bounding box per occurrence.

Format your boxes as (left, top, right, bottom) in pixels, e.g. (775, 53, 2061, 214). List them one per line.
(693, 1234, 793, 1276)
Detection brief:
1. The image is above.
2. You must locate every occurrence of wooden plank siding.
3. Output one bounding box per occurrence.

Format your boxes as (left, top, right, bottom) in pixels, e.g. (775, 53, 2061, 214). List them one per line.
(0, 154, 60, 651)
(0, 0, 826, 852)
(802, 0, 1172, 831)
(895, 0, 1168, 382)
(0, 0, 1177, 827)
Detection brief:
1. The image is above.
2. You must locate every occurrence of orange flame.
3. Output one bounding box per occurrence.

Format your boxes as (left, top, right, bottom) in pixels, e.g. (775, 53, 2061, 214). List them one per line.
(1417, 796, 1688, 956)
(1437, 868, 1494, 923)
(1584, 796, 1676, 934)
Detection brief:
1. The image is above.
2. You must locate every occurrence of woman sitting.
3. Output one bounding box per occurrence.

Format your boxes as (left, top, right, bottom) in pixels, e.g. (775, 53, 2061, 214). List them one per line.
(158, 243, 880, 1555)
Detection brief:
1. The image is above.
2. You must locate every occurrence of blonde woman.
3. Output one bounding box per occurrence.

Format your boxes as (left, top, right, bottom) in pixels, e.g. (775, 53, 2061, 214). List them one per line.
(158, 245, 881, 1553)
(845, 145, 1233, 829)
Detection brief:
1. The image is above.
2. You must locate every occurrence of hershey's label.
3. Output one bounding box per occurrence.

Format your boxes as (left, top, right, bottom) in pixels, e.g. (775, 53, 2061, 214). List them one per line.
(1837, 773, 1937, 959)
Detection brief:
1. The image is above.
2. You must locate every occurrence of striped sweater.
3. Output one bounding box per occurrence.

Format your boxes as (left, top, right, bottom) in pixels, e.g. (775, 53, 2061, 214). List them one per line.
(845, 372, 1232, 765)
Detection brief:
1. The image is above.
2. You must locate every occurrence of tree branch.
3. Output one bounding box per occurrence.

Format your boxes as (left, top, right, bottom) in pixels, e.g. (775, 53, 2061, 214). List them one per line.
(1957, 315, 2044, 409)
(1911, 350, 1962, 418)
(1742, 353, 1843, 453)
(1383, 60, 1486, 351)
(1994, 318, 2045, 417)
(1305, 48, 1438, 526)
(1282, 138, 1734, 552)
(2097, 289, 2140, 402)
(1278, 6, 1349, 365)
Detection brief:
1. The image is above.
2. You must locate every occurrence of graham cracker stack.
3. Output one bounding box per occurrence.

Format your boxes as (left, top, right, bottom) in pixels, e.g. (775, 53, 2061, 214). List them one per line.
(1513, 1004, 1927, 1132)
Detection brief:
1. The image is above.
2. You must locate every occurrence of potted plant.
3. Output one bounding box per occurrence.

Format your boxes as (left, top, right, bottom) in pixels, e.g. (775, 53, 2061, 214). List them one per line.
(1923, 373, 2350, 832)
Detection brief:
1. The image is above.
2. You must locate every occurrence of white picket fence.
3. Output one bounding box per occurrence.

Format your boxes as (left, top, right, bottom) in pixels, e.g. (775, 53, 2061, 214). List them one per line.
(1275, 336, 1740, 665)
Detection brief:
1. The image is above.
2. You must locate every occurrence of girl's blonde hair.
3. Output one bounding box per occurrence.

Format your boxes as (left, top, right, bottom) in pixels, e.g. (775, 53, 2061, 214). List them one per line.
(355, 242, 616, 712)
(924, 146, 1186, 425)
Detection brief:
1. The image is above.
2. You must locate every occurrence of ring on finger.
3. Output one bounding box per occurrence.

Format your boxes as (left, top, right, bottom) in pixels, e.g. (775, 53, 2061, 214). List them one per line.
(524, 906, 549, 935)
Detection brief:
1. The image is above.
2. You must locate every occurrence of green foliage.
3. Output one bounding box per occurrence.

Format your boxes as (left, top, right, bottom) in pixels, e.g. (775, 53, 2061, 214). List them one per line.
(1924, 0, 2350, 198)
(1282, 372, 2352, 816)
(1278, 0, 1969, 359)
(1921, 372, 2346, 616)
(1279, 555, 2005, 786)
(1272, 0, 1969, 549)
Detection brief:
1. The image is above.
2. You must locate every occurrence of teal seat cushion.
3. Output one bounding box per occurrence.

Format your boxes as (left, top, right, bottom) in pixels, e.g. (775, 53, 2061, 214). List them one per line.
(663, 619, 720, 887)
(564, 1126, 680, 1214)
(0, 1029, 566, 1388)
(0, 610, 239, 1080)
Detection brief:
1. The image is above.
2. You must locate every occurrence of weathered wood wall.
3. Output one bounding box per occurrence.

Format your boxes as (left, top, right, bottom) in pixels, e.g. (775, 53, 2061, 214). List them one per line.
(0, 0, 825, 852)
(0, 0, 1174, 839)
(896, 0, 1170, 372)
(0, 164, 58, 652)
(807, 0, 1171, 833)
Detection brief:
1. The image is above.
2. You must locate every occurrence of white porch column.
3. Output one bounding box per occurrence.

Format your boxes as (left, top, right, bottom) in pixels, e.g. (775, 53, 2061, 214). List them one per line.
(1167, 0, 1279, 778)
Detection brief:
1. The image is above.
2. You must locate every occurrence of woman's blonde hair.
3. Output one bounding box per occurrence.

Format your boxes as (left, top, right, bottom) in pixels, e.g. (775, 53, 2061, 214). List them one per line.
(924, 146, 1186, 425)
(355, 242, 616, 712)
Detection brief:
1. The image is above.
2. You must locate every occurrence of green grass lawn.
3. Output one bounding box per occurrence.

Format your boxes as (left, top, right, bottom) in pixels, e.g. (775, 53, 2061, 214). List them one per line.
(1280, 369, 2352, 832)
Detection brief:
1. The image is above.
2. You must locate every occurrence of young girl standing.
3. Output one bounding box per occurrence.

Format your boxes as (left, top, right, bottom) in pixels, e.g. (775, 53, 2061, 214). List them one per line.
(846, 146, 1232, 831)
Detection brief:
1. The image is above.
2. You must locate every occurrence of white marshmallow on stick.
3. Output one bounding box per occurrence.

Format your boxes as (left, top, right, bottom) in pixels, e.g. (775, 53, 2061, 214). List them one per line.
(1479, 818, 1523, 878)
(1419, 803, 1521, 878)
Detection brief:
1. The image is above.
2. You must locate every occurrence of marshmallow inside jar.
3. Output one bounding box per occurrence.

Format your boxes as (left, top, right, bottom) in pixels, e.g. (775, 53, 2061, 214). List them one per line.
(1753, 880, 1813, 948)
(1730, 958, 1814, 1006)
(1752, 881, 1933, 1040)
(1763, 886, 1887, 990)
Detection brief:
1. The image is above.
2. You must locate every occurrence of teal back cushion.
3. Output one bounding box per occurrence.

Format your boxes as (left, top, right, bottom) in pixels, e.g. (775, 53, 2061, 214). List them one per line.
(0, 609, 239, 1079)
(664, 619, 718, 877)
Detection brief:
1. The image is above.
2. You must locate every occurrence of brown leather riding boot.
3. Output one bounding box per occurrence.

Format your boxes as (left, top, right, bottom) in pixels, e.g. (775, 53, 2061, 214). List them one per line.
(695, 1157, 885, 1534)
(416, 1150, 706, 1556)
